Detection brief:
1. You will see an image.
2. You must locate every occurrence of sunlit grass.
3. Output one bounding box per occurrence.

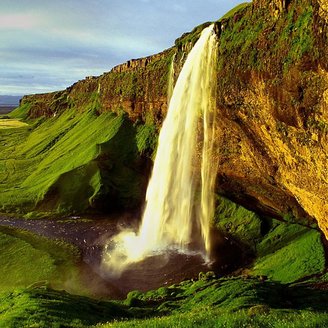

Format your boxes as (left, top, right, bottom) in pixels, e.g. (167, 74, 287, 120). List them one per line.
(0, 119, 28, 129)
(0, 106, 145, 216)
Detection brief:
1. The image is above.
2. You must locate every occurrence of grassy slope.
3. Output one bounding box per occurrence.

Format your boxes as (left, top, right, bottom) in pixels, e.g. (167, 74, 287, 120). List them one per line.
(215, 197, 326, 283)
(2, 275, 328, 328)
(252, 221, 325, 283)
(0, 288, 130, 328)
(0, 226, 89, 294)
(220, 2, 250, 20)
(0, 101, 156, 216)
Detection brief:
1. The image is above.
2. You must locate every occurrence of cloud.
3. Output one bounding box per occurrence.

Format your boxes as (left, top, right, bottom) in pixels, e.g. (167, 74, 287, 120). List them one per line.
(0, 13, 44, 30)
(0, 0, 249, 96)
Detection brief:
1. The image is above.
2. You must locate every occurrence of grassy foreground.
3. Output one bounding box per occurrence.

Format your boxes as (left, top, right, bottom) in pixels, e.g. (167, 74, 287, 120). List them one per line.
(0, 212, 327, 327)
(1, 275, 328, 328)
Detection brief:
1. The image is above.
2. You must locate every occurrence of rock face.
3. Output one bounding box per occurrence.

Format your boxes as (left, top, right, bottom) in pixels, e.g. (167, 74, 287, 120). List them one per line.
(12, 0, 328, 236)
(253, 0, 290, 17)
(214, 0, 328, 236)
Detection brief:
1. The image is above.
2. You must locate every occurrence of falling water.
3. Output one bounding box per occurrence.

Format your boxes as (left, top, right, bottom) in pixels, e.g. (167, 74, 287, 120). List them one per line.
(103, 24, 218, 275)
(167, 53, 176, 104)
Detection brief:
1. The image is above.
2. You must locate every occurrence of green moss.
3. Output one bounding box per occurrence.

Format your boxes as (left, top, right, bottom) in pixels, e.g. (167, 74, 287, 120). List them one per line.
(215, 196, 262, 250)
(217, 0, 316, 76)
(278, 4, 314, 70)
(146, 51, 175, 98)
(219, 2, 251, 21)
(99, 50, 174, 112)
(252, 220, 325, 283)
(0, 288, 130, 328)
(0, 226, 83, 293)
(108, 71, 143, 99)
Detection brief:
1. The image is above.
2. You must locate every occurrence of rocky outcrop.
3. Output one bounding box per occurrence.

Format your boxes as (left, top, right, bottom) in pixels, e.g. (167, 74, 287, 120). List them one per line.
(15, 0, 328, 236)
(22, 49, 174, 123)
(111, 50, 170, 73)
(317, 0, 328, 22)
(253, 0, 291, 18)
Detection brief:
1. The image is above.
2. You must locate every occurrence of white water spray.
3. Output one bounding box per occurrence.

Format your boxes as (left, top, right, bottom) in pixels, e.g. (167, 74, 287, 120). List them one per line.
(103, 24, 218, 275)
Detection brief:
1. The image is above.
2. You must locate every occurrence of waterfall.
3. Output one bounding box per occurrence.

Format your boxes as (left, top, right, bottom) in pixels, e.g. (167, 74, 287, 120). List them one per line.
(103, 24, 218, 275)
(167, 53, 176, 104)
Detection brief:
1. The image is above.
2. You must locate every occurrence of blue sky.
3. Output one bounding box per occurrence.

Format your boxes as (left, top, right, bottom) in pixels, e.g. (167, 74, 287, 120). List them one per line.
(0, 0, 247, 96)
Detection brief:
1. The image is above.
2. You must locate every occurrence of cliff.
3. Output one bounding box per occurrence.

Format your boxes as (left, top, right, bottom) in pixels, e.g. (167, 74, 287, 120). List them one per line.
(3, 0, 328, 239)
(215, 0, 328, 237)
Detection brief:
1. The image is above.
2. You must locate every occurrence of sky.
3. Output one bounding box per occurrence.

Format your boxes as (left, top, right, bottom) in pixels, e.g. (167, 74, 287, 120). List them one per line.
(0, 0, 247, 96)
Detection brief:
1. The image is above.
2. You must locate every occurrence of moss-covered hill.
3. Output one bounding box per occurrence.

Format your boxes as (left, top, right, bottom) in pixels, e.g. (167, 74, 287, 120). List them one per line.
(0, 106, 155, 216)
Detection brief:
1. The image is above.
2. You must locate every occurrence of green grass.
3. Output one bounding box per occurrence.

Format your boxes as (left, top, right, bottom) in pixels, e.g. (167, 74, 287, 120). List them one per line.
(219, 2, 250, 20)
(252, 222, 325, 283)
(0, 118, 28, 129)
(0, 105, 145, 215)
(96, 308, 328, 328)
(0, 218, 326, 326)
(2, 275, 328, 328)
(0, 288, 130, 328)
(0, 226, 87, 294)
(96, 275, 328, 327)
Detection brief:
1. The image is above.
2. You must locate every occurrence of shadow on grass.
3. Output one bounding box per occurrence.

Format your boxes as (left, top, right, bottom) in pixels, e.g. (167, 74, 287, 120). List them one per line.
(2, 277, 328, 327)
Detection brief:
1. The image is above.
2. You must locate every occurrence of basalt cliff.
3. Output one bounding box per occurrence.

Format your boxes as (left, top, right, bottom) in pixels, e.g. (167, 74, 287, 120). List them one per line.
(2, 0, 328, 240)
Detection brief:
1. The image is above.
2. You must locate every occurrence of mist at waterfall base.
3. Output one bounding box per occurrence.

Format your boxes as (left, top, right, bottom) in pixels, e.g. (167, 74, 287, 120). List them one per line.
(102, 24, 219, 280)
